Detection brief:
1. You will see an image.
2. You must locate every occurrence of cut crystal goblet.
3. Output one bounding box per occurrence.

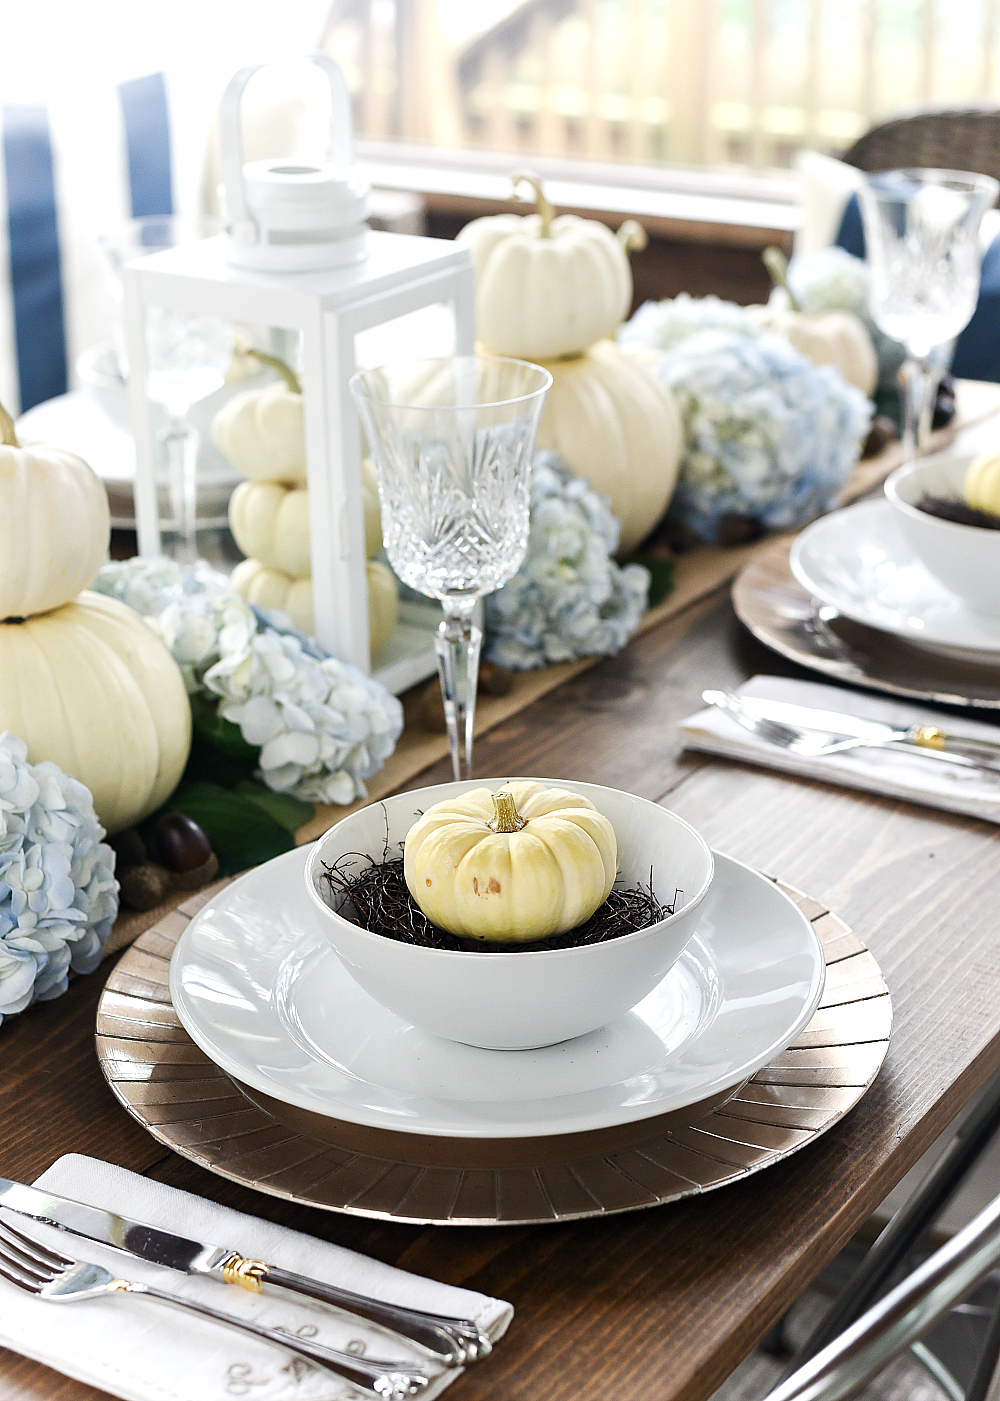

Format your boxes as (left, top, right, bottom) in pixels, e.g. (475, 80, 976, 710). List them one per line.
(350, 356, 551, 780)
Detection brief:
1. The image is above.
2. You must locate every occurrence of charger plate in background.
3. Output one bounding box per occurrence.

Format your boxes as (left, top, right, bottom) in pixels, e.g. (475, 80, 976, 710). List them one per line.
(733, 536, 1000, 711)
(95, 870, 891, 1226)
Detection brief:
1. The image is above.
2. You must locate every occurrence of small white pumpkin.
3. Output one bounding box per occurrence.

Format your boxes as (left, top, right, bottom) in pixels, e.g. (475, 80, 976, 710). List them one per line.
(0, 590, 191, 834)
(750, 244, 878, 396)
(0, 402, 110, 619)
(230, 557, 399, 658)
(965, 451, 1000, 514)
(211, 353, 306, 484)
(534, 339, 683, 554)
(746, 304, 878, 395)
(228, 461, 383, 578)
(456, 174, 646, 360)
(229, 481, 311, 578)
(404, 781, 617, 943)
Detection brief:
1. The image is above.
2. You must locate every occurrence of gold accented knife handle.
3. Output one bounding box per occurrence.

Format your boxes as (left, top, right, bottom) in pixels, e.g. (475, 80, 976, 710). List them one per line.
(223, 1254, 267, 1291)
(909, 725, 1000, 762)
(261, 1264, 492, 1367)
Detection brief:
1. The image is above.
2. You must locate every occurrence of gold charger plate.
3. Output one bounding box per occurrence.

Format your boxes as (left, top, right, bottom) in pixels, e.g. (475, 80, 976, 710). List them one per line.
(95, 876, 891, 1226)
(733, 536, 1000, 710)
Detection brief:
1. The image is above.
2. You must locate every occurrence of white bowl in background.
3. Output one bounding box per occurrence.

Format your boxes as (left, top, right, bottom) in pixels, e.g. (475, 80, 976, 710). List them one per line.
(885, 454, 1000, 616)
(303, 777, 715, 1050)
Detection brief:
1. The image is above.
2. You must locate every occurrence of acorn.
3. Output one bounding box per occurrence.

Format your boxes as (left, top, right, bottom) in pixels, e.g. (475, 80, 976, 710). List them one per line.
(170, 851, 220, 890)
(861, 414, 898, 459)
(155, 813, 213, 873)
(479, 662, 514, 697)
(108, 827, 148, 871)
(119, 863, 172, 912)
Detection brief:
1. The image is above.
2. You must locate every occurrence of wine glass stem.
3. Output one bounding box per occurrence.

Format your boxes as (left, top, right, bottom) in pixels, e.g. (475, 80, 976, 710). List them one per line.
(899, 356, 938, 461)
(435, 602, 480, 782)
(163, 418, 200, 563)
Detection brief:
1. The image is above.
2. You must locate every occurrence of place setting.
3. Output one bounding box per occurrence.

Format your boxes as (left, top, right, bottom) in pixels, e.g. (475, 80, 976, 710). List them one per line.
(733, 441, 1000, 708)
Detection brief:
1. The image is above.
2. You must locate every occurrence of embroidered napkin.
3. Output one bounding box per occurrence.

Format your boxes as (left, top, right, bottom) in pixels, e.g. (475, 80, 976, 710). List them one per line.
(0, 1154, 513, 1401)
(679, 675, 1000, 824)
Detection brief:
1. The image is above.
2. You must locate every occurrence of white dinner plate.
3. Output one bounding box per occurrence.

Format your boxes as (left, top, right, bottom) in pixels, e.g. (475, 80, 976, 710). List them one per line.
(168, 845, 825, 1143)
(790, 499, 1000, 662)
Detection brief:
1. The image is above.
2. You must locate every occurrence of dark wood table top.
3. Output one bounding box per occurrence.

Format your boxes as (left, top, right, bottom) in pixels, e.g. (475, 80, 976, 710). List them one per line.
(3, 586, 1000, 1401)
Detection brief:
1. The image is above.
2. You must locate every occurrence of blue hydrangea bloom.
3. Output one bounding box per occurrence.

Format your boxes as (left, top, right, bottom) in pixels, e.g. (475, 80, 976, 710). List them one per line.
(618, 292, 761, 352)
(650, 330, 872, 542)
(93, 558, 404, 806)
(484, 452, 650, 669)
(0, 734, 119, 1026)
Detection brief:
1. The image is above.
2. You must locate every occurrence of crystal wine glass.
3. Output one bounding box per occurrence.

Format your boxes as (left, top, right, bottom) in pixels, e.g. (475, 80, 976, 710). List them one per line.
(100, 216, 231, 562)
(858, 168, 999, 458)
(143, 305, 233, 563)
(350, 356, 552, 780)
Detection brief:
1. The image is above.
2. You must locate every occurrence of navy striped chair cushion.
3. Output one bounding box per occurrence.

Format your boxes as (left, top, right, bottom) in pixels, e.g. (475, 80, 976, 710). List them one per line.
(1, 71, 173, 414)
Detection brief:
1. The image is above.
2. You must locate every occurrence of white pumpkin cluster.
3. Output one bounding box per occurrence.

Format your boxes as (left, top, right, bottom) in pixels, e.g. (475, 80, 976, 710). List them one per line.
(647, 330, 872, 541)
(456, 176, 683, 554)
(484, 452, 650, 669)
(211, 361, 399, 656)
(0, 733, 119, 1025)
(0, 417, 191, 835)
(93, 558, 404, 806)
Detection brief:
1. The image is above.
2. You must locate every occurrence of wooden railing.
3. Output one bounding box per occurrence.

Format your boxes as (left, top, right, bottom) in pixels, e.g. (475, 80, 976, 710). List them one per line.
(322, 0, 1000, 171)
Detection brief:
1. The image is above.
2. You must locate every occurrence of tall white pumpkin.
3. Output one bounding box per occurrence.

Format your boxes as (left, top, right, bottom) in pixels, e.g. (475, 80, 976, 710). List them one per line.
(0, 591, 192, 833)
(533, 340, 683, 554)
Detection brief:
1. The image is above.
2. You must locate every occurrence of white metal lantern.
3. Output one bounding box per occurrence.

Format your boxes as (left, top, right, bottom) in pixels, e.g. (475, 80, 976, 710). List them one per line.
(122, 53, 475, 693)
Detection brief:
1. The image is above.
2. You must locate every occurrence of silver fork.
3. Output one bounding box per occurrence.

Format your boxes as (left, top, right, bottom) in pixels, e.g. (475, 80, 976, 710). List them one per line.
(704, 691, 870, 758)
(703, 689, 994, 772)
(0, 1219, 430, 1400)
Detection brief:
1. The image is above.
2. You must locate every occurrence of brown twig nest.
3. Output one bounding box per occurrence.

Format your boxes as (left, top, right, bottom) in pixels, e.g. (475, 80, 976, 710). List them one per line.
(321, 854, 674, 953)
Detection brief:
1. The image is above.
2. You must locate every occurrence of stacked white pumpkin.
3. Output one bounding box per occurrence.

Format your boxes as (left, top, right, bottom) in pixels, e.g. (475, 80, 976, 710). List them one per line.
(0, 405, 191, 834)
(213, 354, 399, 656)
(455, 175, 683, 554)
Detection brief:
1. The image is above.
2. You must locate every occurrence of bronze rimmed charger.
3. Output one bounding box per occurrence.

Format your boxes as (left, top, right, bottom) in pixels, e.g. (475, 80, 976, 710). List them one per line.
(95, 875, 890, 1227)
(732, 536, 1000, 710)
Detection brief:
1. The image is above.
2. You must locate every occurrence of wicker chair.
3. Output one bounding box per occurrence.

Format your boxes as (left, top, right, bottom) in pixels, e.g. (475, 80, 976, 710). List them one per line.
(843, 105, 1000, 187)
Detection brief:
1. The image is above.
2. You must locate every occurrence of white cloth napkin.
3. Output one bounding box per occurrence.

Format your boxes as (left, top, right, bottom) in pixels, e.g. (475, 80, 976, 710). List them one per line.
(0, 1154, 513, 1401)
(679, 675, 1000, 823)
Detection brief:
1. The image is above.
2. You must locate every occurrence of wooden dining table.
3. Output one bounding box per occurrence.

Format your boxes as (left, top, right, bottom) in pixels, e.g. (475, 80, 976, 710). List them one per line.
(3, 530, 1000, 1401)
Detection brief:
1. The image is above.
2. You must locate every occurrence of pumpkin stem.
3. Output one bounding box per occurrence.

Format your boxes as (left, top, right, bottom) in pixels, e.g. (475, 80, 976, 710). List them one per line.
(511, 171, 554, 237)
(761, 245, 802, 312)
(617, 219, 647, 254)
(0, 399, 19, 448)
(489, 790, 526, 834)
(244, 348, 302, 396)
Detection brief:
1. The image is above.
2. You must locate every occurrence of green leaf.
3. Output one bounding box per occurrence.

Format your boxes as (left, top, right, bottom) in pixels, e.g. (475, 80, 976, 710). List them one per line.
(141, 782, 296, 877)
(183, 693, 260, 787)
(190, 692, 259, 759)
(622, 555, 675, 610)
(643, 558, 676, 609)
(234, 780, 313, 835)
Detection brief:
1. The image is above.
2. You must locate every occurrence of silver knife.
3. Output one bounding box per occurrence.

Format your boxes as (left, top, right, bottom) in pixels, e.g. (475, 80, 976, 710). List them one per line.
(701, 690, 1000, 769)
(0, 1177, 490, 1366)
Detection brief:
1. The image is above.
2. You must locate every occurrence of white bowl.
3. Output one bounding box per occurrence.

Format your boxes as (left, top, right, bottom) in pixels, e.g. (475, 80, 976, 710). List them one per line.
(303, 778, 715, 1050)
(885, 454, 1000, 616)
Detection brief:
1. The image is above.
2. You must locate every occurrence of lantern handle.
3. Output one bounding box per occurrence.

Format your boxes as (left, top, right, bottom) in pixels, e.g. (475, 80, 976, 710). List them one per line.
(219, 52, 355, 248)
